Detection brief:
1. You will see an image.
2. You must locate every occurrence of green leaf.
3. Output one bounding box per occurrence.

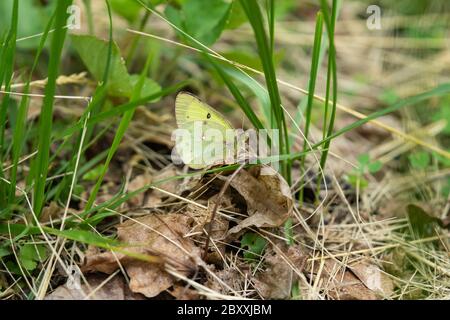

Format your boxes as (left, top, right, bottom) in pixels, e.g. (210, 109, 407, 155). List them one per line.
(241, 232, 267, 262)
(432, 100, 450, 134)
(407, 204, 442, 238)
(19, 244, 47, 271)
(20, 259, 37, 271)
(357, 153, 370, 167)
(129, 75, 161, 101)
(71, 34, 132, 97)
(0, 0, 55, 49)
(380, 89, 400, 105)
(284, 217, 294, 246)
(409, 152, 431, 170)
(225, 0, 247, 30)
(367, 161, 383, 173)
(346, 174, 368, 190)
(166, 0, 232, 46)
(0, 246, 10, 258)
(110, 0, 142, 22)
(5, 261, 21, 274)
(82, 164, 103, 181)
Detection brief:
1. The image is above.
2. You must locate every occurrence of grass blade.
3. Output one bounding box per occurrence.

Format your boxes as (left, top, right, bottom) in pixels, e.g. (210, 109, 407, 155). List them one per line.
(32, 0, 72, 216)
(239, 0, 290, 182)
(207, 55, 266, 131)
(84, 52, 153, 211)
(318, 0, 338, 177)
(9, 13, 56, 205)
(299, 11, 324, 203)
(0, 0, 19, 209)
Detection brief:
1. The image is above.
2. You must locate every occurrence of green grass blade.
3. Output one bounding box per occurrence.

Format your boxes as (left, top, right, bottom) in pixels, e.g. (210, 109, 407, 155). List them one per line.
(9, 12, 56, 204)
(318, 0, 338, 175)
(84, 53, 153, 211)
(239, 0, 290, 183)
(32, 0, 73, 217)
(207, 55, 266, 131)
(298, 11, 323, 203)
(0, 0, 19, 209)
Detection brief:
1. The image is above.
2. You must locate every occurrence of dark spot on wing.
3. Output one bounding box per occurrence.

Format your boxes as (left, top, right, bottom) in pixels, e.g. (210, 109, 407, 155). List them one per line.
(207, 113, 211, 119)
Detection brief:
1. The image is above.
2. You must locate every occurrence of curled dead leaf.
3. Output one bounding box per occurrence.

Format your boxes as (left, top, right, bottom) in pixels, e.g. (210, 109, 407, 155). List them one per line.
(83, 213, 201, 298)
(349, 261, 394, 297)
(225, 166, 293, 234)
(306, 259, 380, 300)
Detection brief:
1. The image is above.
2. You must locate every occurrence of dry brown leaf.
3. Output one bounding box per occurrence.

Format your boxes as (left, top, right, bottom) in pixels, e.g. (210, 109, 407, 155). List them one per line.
(119, 214, 200, 297)
(40, 201, 63, 223)
(126, 172, 152, 207)
(83, 214, 201, 298)
(307, 260, 378, 300)
(205, 268, 246, 296)
(226, 166, 292, 234)
(169, 284, 201, 300)
(83, 246, 124, 274)
(145, 166, 180, 207)
(330, 269, 378, 300)
(349, 261, 394, 297)
(45, 274, 144, 300)
(254, 245, 307, 299)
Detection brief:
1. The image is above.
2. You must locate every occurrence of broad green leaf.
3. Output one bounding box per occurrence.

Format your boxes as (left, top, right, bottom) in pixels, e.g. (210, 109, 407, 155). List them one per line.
(407, 204, 442, 238)
(82, 164, 103, 181)
(241, 232, 267, 262)
(166, 0, 232, 46)
(5, 261, 21, 274)
(19, 244, 47, 271)
(71, 34, 132, 97)
(367, 161, 383, 173)
(0, 0, 55, 49)
(129, 75, 161, 101)
(21, 259, 37, 271)
(346, 174, 368, 190)
(226, 0, 247, 30)
(409, 152, 431, 170)
(110, 0, 142, 22)
(0, 247, 10, 258)
(380, 89, 400, 105)
(357, 153, 371, 167)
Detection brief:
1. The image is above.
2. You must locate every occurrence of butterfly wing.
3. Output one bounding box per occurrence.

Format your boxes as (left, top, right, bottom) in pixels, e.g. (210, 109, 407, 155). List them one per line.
(175, 92, 233, 130)
(174, 92, 234, 169)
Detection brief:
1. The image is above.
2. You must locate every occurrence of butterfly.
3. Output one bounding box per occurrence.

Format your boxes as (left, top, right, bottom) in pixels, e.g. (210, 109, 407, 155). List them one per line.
(174, 92, 241, 169)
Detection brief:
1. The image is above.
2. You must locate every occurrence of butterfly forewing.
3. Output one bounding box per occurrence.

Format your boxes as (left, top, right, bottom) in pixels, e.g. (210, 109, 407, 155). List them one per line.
(175, 92, 233, 129)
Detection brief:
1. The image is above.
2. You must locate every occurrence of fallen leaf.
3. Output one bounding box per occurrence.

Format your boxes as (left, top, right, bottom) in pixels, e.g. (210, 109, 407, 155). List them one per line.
(349, 261, 394, 297)
(169, 284, 200, 300)
(126, 172, 152, 207)
(145, 166, 180, 207)
(40, 202, 63, 223)
(82, 214, 201, 298)
(306, 260, 378, 300)
(254, 245, 307, 299)
(225, 166, 292, 234)
(83, 246, 124, 274)
(45, 274, 145, 300)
